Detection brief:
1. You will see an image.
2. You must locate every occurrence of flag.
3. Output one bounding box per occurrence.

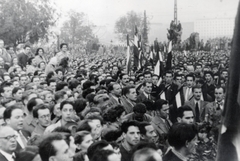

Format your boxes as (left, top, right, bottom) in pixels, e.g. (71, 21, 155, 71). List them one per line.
(137, 35, 143, 70)
(217, 2, 240, 161)
(126, 34, 131, 75)
(133, 26, 139, 70)
(149, 45, 154, 65)
(154, 51, 163, 76)
(165, 40, 173, 71)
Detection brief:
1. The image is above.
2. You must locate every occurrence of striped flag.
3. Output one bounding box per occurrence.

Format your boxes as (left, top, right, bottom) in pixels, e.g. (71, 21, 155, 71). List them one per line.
(217, 2, 240, 161)
(133, 26, 140, 71)
(166, 40, 173, 71)
(126, 34, 131, 74)
(137, 35, 143, 70)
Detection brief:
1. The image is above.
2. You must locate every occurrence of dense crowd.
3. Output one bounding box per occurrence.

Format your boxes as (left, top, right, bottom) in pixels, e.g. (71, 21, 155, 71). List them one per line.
(0, 38, 230, 161)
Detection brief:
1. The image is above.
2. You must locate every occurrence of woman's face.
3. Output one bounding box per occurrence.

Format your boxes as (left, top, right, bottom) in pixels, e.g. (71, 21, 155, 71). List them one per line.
(38, 49, 44, 55)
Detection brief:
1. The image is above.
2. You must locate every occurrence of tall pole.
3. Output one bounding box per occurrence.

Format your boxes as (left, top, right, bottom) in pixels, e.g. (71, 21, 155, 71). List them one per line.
(174, 0, 177, 24)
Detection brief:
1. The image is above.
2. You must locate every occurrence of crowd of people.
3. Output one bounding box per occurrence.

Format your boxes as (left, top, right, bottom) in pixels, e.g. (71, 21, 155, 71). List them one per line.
(0, 38, 230, 161)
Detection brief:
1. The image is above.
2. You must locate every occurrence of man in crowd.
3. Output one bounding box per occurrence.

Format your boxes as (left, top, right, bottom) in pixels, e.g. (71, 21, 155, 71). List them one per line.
(120, 85, 137, 114)
(163, 123, 198, 161)
(184, 85, 208, 123)
(3, 105, 30, 150)
(0, 126, 18, 161)
(120, 121, 140, 161)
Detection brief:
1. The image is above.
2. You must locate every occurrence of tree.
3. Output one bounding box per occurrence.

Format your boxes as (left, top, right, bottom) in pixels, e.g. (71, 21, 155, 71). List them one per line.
(0, 0, 58, 46)
(114, 11, 143, 42)
(60, 10, 95, 46)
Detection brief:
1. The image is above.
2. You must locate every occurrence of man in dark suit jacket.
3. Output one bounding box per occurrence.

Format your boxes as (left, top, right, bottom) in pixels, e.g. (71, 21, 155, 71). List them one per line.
(107, 83, 122, 107)
(137, 81, 155, 103)
(3, 105, 31, 151)
(0, 126, 18, 161)
(163, 123, 198, 161)
(184, 85, 209, 123)
(158, 71, 179, 105)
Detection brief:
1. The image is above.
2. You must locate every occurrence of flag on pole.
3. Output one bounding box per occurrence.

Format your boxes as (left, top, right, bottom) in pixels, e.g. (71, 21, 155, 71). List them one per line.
(166, 40, 173, 71)
(137, 35, 143, 70)
(133, 26, 139, 70)
(217, 2, 240, 161)
(126, 34, 131, 75)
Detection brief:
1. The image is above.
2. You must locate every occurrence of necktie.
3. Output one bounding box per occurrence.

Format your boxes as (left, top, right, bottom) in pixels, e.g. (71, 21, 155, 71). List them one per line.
(12, 154, 16, 161)
(165, 119, 171, 130)
(118, 98, 121, 104)
(217, 102, 221, 110)
(195, 102, 200, 122)
(19, 131, 27, 147)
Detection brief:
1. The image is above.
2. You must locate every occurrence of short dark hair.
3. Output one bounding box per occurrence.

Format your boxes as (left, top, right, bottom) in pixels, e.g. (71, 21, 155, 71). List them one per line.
(121, 121, 140, 134)
(3, 105, 22, 121)
(122, 85, 135, 96)
(133, 103, 147, 114)
(60, 101, 74, 111)
(185, 74, 195, 81)
(153, 99, 168, 111)
(12, 87, 22, 96)
(56, 81, 68, 91)
(139, 122, 151, 135)
(91, 149, 115, 161)
(192, 85, 202, 92)
(87, 140, 111, 160)
(39, 133, 64, 161)
(74, 131, 91, 144)
(168, 123, 198, 150)
(177, 105, 193, 118)
(33, 104, 50, 118)
(27, 97, 42, 112)
(60, 43, 68, 49)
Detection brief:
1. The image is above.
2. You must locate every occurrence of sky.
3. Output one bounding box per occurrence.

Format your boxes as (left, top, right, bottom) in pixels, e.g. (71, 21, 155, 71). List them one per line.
(54, 0, 239, 44)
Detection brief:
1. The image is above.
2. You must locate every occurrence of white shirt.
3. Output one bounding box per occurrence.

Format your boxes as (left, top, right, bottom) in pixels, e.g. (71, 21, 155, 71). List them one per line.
(15, 130, 28, 149)
(0, 149, 15, 161)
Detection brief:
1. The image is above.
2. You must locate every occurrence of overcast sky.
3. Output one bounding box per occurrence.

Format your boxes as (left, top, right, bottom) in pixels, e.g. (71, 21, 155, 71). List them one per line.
(54, 0, 239, 44)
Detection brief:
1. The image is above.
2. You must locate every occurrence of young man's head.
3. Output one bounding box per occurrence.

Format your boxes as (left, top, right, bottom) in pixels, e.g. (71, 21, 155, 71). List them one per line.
(177, 105, 194, 124)
(168, 123, 198, 155)
(139, 122, 157, 143)
(0, 82, 13, 98)
(133, 103, 147, 122)
(122, 85, 137, 102)
(185, 74, 195, 88)
(164, 71, 173, 85)
(215, 86, 225, 102)
(33, 104, 51, 128)
(142, 81, 152, 94)
(153, 99, 169, 119)
(119, 73, 129, 86)
(192, 85, 202, 101)
(108, 83, 122, 97)
(152, 74, 159, 86)
(60, 101, 74, 123)
(3, 105, 24, 131)
(121, 121, 140, 147)
(39, 133, 74, 161)
(12, 87, 23, 101)
(143, 71, 152, 82)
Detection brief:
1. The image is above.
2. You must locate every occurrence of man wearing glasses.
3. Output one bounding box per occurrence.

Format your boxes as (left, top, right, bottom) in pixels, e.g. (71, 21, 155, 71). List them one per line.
(0, 126, 17, 161)
(32, 104, 51, 136)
